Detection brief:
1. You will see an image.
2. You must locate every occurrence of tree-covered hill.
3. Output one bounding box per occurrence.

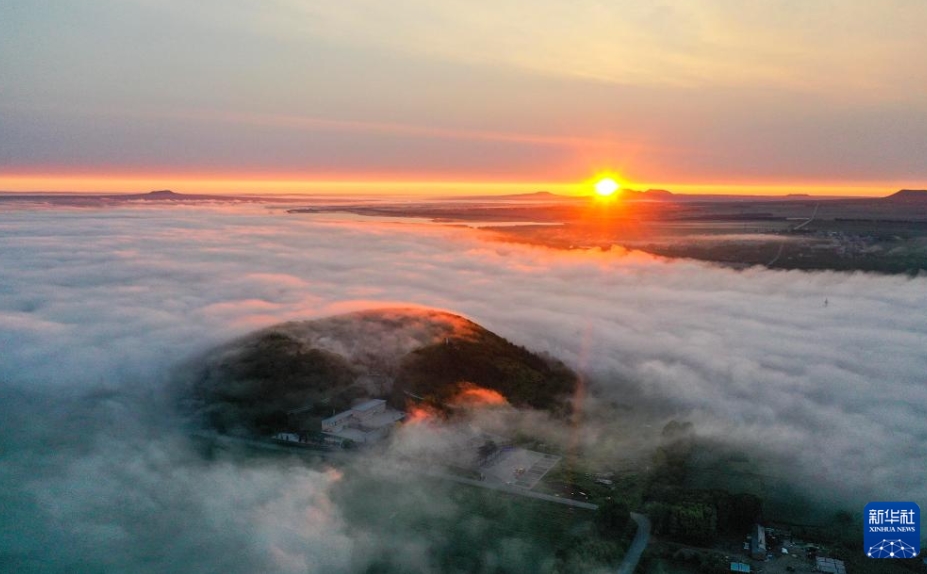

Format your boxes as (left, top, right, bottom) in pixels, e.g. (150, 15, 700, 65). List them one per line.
(178, 308, 578, 434)
(393, 327, 576, 415)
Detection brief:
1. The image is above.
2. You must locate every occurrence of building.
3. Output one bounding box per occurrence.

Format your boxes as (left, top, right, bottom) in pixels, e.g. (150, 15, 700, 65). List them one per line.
(751, 524, 767, 560)
(321, 399, 405, 445)
(730, 563, 751, 573)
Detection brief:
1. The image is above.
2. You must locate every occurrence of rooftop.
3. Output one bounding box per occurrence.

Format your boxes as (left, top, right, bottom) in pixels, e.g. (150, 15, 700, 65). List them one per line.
(353, 399, 386, 412)
(321, 410, 354, 425)
(357, 410, 405, 429)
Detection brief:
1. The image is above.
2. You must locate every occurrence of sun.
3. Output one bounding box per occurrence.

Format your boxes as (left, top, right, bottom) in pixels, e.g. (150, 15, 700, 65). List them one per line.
(594, 177, 620, 197)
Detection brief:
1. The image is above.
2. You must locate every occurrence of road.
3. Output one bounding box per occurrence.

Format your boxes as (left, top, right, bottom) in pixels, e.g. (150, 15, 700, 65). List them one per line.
(767, 242, 785, 266)
(617, 512, 652, 574)
(428, 470, 654, 574)
(791, 202, 820, 231)
(424, 469, 656, 574)
(195, 431, 652, 570)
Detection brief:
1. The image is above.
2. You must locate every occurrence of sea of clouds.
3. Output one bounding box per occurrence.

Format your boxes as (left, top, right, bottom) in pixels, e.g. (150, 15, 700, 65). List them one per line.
(1, 202, 925, 572)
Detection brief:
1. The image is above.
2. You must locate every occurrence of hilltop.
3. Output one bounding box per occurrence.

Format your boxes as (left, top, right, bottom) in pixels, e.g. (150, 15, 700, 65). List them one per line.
(134, 189, 181, 199)
(0, 188, 285, 205)
(180, 308, 578, 434)
(116, 189, 253, 201)
(622, 188, 675, 201)
(393, 317, 577, 414)
(884, 189, 927, 202)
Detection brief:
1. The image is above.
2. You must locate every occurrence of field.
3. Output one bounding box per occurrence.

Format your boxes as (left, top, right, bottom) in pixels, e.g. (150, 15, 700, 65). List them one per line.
(287, 192, 927, 274)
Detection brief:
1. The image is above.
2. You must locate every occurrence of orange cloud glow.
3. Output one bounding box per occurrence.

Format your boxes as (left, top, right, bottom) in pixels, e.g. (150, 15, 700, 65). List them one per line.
(405, 404, 441, 424)
(450, 382, 509, 408)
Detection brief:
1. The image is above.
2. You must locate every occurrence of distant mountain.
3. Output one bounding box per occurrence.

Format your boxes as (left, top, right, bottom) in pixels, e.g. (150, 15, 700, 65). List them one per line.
(884, 189, 927, 202)
(179, 308, 577, 434)
(622, 188, 675, 201)
(115, 189, 245, 201)
(127, 189, 182, 199)
(643, 188, 675, 198)
(0, 189, 285, 204)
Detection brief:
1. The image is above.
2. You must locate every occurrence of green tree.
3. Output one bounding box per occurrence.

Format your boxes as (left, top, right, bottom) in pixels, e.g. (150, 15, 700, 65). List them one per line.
(596, 498, 631, 536)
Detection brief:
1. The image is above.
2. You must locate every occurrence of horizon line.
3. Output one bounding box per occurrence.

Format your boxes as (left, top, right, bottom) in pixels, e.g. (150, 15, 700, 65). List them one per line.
(0, 174, 920, 198)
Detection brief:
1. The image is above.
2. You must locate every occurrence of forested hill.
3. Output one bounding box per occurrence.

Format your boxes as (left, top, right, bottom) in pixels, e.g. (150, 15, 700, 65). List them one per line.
(179, 308, 578, 433)
(394, 326, 576, 415)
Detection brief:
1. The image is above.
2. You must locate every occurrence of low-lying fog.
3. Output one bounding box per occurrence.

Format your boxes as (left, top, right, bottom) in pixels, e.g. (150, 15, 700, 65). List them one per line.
(1, 203, 924, 572)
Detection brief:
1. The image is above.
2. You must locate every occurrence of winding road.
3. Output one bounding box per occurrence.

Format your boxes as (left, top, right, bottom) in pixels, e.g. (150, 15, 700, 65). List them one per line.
(435, 471, 652, 573)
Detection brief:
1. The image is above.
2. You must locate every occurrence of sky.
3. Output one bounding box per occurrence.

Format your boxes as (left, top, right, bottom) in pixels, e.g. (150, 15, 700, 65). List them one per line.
(1, 202, 926, 570)
(2, 0, 927, 195)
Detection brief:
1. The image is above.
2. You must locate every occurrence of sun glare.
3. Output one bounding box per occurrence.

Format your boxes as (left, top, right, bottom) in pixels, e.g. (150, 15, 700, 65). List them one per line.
(594, 177, 620, 196)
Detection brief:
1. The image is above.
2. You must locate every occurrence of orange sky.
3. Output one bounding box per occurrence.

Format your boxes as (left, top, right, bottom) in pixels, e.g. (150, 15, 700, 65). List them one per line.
(0, 173, 900, 198)
(2, 2, 926, 197)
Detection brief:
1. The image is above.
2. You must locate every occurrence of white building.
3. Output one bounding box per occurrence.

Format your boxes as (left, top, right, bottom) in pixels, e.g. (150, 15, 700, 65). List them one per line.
(321, 399, 405, 445)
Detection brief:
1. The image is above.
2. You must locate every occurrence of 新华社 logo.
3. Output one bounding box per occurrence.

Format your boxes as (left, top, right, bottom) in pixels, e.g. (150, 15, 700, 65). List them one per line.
(864, 502, 920, 558)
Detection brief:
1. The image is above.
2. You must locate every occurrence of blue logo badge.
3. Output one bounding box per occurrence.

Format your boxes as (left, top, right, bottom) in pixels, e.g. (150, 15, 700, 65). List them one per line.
(864, 502, 920, 558)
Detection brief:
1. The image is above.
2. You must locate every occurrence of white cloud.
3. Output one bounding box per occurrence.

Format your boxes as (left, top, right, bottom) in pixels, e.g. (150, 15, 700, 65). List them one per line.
(1, 202, 925, 568)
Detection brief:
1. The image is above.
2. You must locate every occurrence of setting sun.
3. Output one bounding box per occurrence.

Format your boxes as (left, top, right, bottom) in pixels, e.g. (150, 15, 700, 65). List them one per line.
(594, 177, 620, 196)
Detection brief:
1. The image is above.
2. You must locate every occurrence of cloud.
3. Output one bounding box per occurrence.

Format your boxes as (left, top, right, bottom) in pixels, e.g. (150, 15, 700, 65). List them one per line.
(263, 0, 927, 95)
(0, 387, 357, 573)
(5, 1, 927, 187)
(1, 202, 926, 569)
